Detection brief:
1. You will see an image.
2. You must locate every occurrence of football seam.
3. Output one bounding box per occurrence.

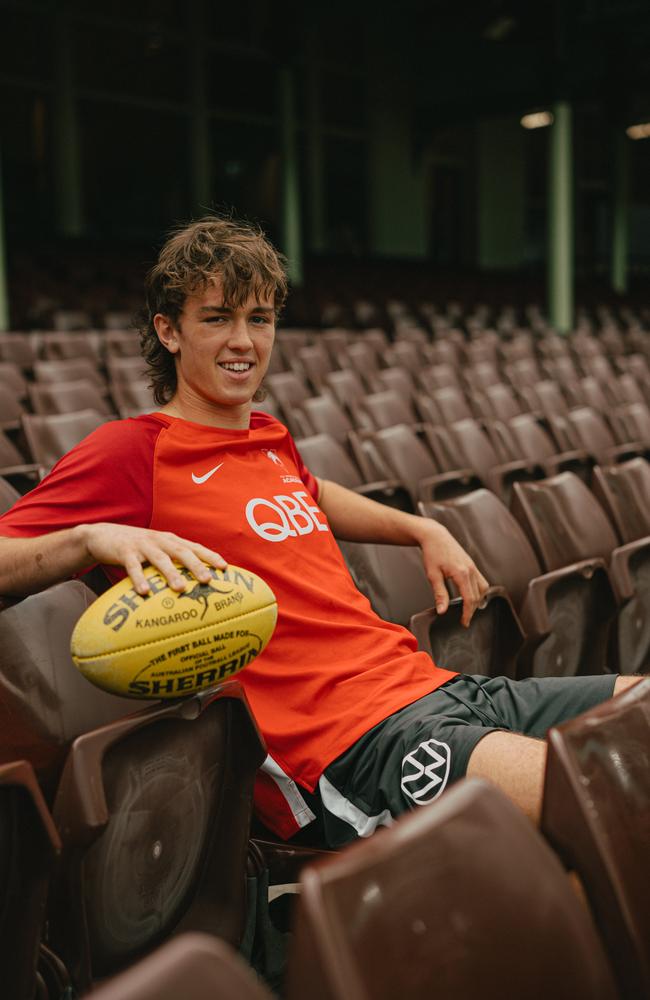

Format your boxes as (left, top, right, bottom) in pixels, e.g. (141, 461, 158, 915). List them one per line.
(72, 599, 277, 661)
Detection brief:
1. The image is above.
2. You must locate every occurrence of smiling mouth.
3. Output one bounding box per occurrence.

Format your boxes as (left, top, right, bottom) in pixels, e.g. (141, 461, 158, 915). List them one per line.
(218, 361, 253, 372)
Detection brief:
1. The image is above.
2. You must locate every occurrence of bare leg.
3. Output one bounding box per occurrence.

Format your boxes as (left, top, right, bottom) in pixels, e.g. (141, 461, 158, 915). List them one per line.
(466, 731, 546, 824)
(614, 675, 642, 695)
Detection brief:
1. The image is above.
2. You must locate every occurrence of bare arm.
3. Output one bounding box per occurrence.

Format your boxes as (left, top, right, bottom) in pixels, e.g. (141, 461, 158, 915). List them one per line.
(317, 478, 489, 626)
(0, 522, 227, 598)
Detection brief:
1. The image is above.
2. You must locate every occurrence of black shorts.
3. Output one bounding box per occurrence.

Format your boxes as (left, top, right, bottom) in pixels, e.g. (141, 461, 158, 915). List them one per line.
(301, 673, 617, 849)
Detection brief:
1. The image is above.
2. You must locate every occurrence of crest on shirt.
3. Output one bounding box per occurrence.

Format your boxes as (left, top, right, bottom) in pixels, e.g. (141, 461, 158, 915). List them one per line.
(400, 738, 451, 804)
(262, 448, 286, 470)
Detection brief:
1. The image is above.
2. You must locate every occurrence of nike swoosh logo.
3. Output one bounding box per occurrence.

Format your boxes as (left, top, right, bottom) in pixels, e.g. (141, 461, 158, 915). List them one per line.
(191, 463, 224, 484)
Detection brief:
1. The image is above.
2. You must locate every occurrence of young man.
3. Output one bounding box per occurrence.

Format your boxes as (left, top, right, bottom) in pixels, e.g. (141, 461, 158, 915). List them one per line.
(0, 217, 638, 847)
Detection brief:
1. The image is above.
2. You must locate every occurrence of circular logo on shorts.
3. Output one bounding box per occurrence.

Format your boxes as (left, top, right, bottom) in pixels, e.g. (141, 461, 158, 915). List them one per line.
(400, 738, 451, 804)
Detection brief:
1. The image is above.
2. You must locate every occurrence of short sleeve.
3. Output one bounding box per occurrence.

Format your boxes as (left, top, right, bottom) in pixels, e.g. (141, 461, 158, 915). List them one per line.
(0, 416, 163, 538)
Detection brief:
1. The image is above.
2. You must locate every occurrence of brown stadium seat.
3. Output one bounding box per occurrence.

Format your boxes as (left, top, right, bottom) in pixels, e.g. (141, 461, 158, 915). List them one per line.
(358, 389, 422, 431)
(0, 387, 25, 431)
(503, 356, 545, 390)
(321, 328, 351, 364)
(416, 362, 462, 392)
(0, 333, 37, 369)
(48, 681, 266, 992)
(427, 417, 543, 504)
(473, 382, 525, 422)
(511, 472, 650, 674)
(0, 361, 28, 399)
(372, 365, 417, 401)
(426, 385, 474, 423)
(0, 474, 20, 513)
(564, 406, 648, 465)
(295, 344, 333, 392)
(462, 360, 501, 392)
(40, 332, 101, 363)
(34, 358, 106, 391)
(324, 369, 372, 425)
(609, 373, 647, 407)
(337, 539, 440, 628)
(344, 341, 382, 390)
(22, 410, 109, 475)
(420, 489, 617, 679)
(0, 760, 62, 1000)
(252, 393, 282, 421)
(28, 379, 115, 417)
(0, 582, 135, 796)
(592, 457, 650, 543)
(287, 779, 618, 1000)
(385, 339, 423, 373)
(0, 429, 40, 487)
(490, 412, 594, 481)
(106, 356, 148, 383)
(295, 433, 412, 511)
(52, 309, 92, 332)
(543, 354, 581, 387)
(105, 330, 142, 358)
(86, 933, 273, 1000)
(409, 589, 524, 678)
(542, 679, 650, 1000)
(266, 372, 313, 437)
(368, 423, 481, 504)
(109, 379, 157, 418)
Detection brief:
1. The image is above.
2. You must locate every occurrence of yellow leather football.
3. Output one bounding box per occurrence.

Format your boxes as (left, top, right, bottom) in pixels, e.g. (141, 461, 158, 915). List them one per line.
(70, 563, 277, 699)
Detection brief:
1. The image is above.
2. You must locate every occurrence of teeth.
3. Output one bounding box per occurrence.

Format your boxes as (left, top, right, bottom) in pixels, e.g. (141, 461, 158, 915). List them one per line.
(220, 362, 251, 372)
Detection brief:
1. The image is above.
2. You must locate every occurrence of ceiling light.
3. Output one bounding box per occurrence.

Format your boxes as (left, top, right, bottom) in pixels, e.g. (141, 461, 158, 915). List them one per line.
(626, 122, 650, 140)
(520, 111, 554, 129)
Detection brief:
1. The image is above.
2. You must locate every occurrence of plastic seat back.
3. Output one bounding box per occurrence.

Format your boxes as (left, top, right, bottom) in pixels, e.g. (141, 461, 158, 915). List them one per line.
(88, 933, 273, 1000)
(360, 390, 417, 430)
(22, 410, 109, 472)
(592, 458, 650, 543)
(543, 679, 650, 1000)
(302, 395, 355, 446)
(34, 359, 105, 389)
(0, 760, 61, 1000)
(511, 472, 618, 570)
(338, 540, 434, 627)
(0, 582, 135, 796)
(288, 780, 618, 1000)
(296, 434, 363, 489)
(29, 379, 113, 416)
(49, 683, 266, 990)
(0, 333, 37, 368)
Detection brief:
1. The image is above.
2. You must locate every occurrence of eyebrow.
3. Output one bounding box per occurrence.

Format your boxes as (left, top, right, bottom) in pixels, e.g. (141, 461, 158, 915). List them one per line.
(198, 305, 275, 314)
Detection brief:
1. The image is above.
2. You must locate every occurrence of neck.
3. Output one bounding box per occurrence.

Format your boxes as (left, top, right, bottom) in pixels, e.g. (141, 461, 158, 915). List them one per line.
(160, 392, 252, 429)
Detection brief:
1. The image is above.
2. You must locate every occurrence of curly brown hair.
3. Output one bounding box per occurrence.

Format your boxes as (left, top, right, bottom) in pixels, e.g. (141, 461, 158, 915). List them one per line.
(139, 215, 288, 404)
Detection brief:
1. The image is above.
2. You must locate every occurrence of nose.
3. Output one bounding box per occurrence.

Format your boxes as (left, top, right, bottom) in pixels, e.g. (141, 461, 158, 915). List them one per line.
(227, 315, 254, 351)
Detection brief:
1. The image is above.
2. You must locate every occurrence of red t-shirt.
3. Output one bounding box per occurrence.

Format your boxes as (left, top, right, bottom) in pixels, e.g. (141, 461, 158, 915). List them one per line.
(0, 412, 456, 837)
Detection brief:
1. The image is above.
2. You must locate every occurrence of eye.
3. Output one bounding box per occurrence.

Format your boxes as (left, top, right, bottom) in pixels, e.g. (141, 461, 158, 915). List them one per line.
(250, 314, 271, 325)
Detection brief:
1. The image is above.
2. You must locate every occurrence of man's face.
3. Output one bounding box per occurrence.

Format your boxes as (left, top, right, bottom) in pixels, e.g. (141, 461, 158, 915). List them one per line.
(158, 276, 276, 421)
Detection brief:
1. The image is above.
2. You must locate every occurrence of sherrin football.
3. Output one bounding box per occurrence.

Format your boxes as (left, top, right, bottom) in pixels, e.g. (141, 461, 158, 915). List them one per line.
(70, 563, 277, 699)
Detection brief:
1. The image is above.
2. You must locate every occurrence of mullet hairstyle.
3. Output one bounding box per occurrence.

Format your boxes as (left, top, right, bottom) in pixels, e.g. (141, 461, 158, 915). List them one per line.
(139, 215, 288, 404)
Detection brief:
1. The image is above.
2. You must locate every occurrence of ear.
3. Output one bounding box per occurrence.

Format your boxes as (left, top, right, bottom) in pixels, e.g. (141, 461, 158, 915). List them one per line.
(153, 313, 180, 354)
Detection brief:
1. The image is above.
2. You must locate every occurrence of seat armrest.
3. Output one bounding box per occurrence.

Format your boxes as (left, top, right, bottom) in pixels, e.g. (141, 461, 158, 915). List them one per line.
(409, 586, 524, 677)
(417, 469, 483, 502)
(354, 480, 414, 512)
(519, 559, 610, 636)
(609, 536, 650, 602)
(541, 448, 595, 477)
(484, 459, 545, 499)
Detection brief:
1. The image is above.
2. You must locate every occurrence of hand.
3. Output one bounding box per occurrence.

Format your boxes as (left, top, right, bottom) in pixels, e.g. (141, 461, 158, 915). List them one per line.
(417, 521, 489, 627)
(79, 522, 227, 595)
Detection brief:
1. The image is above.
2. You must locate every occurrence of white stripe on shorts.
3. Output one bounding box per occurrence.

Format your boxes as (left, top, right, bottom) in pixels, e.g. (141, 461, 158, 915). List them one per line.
(318, 774, 394, 838)
(261, 755, 316, 829)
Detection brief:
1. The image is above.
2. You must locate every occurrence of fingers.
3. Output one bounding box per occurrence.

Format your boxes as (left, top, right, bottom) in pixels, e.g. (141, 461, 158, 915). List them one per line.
(455, 566, 490, 627)
(114, 533, 227, 595)
(428, 568, 450, 615)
